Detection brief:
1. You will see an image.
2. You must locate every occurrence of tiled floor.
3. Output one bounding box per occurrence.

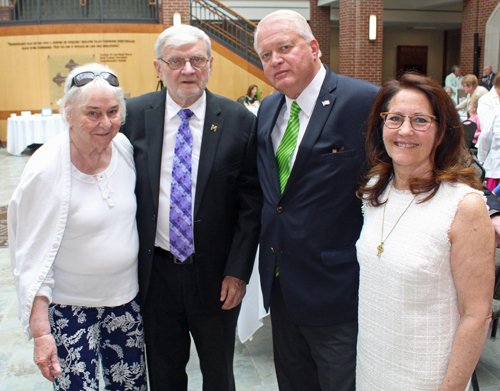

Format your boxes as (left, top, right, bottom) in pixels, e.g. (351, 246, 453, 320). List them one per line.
(0, 145, 500, 390)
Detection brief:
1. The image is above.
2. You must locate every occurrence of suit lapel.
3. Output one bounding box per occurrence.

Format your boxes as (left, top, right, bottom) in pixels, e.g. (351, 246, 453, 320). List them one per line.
(145, 90, 167, 211)
(194, 90, 224, 218)
(283, 67, 338, 195)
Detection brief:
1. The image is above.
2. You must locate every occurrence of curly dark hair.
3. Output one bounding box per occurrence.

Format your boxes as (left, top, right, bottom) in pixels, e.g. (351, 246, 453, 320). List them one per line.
(357, 73, 481, 206)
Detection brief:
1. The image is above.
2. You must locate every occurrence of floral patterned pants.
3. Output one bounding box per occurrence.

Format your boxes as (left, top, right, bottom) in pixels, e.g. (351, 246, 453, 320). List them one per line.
(48, 296, 148, 391)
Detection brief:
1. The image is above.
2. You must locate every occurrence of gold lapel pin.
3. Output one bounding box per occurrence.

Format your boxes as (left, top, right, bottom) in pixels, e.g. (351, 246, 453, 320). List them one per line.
(210, 124, 217, 132)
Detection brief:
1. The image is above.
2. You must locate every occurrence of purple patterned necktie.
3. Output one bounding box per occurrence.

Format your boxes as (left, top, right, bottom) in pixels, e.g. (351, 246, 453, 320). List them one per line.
(170, 109, 194, 262)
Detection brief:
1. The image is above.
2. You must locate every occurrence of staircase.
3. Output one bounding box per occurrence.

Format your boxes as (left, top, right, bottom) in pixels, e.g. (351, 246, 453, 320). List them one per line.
(190, 0, 261, 69)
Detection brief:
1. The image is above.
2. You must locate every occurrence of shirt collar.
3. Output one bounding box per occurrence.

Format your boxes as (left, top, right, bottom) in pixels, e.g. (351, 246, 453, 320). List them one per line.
(285, 64, 326, 117)
(166, 90, 206, 121)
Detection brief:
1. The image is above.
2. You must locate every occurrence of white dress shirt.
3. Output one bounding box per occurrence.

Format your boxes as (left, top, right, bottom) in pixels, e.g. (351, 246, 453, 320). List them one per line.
(155, 91, 206, 251)
(271, 65, 326, 168)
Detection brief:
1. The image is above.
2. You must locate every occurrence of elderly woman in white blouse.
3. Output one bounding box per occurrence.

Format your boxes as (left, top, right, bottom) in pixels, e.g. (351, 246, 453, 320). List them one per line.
(8, 63, 147, 390)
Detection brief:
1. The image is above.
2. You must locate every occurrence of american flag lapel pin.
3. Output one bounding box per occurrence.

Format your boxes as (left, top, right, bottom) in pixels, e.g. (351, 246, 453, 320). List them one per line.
(322, 100, 330, 106)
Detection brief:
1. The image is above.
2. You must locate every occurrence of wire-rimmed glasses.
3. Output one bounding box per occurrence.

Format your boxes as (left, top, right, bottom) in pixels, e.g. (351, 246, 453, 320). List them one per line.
(380, 112, 438, 132)
(158, 56, 209, 70)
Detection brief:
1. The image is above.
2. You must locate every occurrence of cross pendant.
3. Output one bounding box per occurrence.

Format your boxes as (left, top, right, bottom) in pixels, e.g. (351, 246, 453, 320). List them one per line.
(377, 243, 384, 257)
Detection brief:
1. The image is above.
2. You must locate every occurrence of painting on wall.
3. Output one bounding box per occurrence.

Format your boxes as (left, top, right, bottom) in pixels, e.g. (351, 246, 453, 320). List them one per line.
(48, 54, 95, 107)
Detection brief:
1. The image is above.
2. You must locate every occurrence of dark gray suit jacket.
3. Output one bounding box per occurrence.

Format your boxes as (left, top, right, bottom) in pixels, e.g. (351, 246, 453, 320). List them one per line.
(122, 89, 262, 314)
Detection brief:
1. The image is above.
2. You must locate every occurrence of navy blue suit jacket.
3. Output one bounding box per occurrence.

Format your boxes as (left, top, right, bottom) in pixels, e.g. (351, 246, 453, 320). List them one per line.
(480, 72, 496, 90)
(257, 66, 379, 326)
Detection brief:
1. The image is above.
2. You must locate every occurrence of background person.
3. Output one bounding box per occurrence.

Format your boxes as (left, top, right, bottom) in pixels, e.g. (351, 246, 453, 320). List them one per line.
(477, 113, 500, 191)
(455, 74, 488, 116)
(121, 25, 262, 391)
(468, 95, 482, 144)
(8, 63, 147, 390)
(244, 84, 259, 107)
(477, 74, 500, 190)
(445, 65, 463, 104)
(254, 9, 379, 391)
(444, 86, 453, 99)
(480, 65, 496, 90)
(245, 84, 260, 116)
(356, 73, 494, 391)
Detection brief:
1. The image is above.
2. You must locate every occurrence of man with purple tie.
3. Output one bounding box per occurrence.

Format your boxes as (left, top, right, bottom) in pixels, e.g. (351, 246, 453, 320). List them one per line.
(121, 25, 262, 391)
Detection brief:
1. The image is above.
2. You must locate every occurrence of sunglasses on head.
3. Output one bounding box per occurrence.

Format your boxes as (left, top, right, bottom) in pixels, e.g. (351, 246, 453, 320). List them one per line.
(70, 71, 119, 88)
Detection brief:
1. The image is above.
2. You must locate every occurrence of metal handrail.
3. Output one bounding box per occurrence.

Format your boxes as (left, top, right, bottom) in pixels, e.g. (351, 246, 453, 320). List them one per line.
(0, 0, 159, 25)
(199, 0, 256, 27)
(190, 0, 261, 69)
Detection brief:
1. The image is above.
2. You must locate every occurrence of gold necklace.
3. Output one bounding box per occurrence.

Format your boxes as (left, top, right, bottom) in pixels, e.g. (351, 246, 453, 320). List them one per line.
(377, 186, 417, 258)
(70, 134, 104, 179)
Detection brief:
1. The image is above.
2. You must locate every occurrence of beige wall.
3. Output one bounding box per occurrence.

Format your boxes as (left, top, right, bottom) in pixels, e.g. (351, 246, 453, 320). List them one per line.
(208, 43, 274, 101)
(382, 28, 445, 84)
(0, 25, 162, 142)
(0, 31, 160, 110)
(0, 24, 272, 143)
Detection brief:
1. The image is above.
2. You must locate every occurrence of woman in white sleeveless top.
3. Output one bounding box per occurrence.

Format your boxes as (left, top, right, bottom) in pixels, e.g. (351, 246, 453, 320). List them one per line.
(356, 73, 495, 391)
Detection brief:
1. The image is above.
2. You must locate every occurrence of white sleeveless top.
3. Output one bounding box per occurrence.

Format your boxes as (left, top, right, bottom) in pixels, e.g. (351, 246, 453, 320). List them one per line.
(355, 180, 484, 391)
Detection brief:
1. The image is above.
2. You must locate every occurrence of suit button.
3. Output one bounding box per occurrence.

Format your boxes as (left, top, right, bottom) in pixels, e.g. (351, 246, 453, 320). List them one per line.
(152, 214, 156, 221)
(271, 247, 275, 253)
(277, 206, 283, 213)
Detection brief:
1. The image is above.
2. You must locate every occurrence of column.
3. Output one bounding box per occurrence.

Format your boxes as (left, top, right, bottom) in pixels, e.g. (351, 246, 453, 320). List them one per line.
(310, 0, 331, 67)
(162, 0, 190, 29)
(339, 0, 383, 85)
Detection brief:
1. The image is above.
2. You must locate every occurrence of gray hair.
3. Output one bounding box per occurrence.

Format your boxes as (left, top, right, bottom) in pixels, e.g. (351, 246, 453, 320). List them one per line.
(154, 25, 212, 59)
(58, 62, 126, 126)
(253, 10, 321, 58)
(451, 65, 461, 73)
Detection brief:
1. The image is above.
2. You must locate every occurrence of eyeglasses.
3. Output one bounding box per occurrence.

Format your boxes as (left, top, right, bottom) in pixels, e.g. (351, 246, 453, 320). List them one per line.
(159, 56, 209, 70)
(380, 112, 437, 132)
(70, 71, 119, 88)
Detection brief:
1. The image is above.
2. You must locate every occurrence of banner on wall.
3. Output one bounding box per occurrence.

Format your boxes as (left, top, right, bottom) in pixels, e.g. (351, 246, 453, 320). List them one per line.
(48, 55, 95, 107)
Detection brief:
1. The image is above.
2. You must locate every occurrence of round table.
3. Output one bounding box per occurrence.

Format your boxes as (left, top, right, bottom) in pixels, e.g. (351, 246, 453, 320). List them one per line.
(7, 114, 67, 156)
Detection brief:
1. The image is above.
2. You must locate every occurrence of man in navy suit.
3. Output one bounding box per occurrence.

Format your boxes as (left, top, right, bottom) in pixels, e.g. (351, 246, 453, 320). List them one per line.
(480, 64, 496, 90)
(254, 10, 379, 390)
(122, 25, 261, 391)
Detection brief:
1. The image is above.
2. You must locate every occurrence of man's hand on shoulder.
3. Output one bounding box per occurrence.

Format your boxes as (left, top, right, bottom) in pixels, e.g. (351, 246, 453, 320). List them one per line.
(220, 276, 246, 310)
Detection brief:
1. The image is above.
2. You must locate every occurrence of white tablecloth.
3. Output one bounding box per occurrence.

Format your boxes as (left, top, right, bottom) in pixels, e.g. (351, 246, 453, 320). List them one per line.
(246, 105, 259, 116)
(7, 114, 67, 156)
(237, 248, 269, 343)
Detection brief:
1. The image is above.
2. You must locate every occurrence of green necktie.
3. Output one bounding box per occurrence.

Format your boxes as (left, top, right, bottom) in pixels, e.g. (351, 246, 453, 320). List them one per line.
(274, 101, 301, 277)
(276, 101, 301, 194)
